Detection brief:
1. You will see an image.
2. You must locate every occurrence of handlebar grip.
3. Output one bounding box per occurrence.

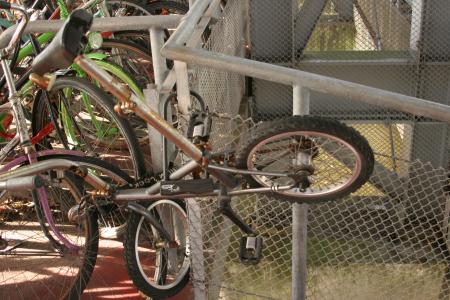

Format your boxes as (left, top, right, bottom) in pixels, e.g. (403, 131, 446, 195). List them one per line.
(0, 1, 11, 9)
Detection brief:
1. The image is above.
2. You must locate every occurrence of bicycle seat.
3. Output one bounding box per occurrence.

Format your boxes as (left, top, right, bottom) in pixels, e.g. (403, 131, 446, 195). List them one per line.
(32, 9, 93, 76)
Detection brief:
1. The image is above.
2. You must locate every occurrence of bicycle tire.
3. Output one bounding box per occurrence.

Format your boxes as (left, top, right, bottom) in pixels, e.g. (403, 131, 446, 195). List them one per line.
(31, 153, 135, 240)
(146, 0, 189, 15)
(108, 0, 153, 16)
(100, 39, 154, 91)
(235, 116, 375, 203)
(107, 0, 154, 49)
(124, 199, 190, 298)
(0, 166, 99, 300)
(31, 76, 146, 179)
(96, 39, 153, 148)
(146, 1, 212, 44)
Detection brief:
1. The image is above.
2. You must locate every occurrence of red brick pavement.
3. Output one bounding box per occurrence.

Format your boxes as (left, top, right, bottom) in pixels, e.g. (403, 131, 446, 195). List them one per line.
(82, 239, 192, 300)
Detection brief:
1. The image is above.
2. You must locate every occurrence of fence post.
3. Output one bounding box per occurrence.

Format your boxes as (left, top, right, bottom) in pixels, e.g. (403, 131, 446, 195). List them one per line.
(292, 84, 310, 300)
(149, 25, 207, 299)
(187, 199, 208, 300)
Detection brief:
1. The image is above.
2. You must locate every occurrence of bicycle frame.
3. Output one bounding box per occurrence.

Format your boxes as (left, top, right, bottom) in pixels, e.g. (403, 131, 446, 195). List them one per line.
(0, 2, 294, 252)
(74, 55, 296, 201)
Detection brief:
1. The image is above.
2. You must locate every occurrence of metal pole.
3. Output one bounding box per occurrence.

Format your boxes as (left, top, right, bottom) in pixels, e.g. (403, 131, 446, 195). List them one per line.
(187, 199, 208, 300)
(174, 3, 207, 299)
(292, 84, 309, 300)
(148, 28, 170, 173)
(161, 45, 450, 124)
(5, 13, 450, 124)
(0, 15, 182, 49)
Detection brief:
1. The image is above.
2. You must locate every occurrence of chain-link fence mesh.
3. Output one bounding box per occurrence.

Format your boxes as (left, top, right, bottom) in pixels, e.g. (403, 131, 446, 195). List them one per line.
(187, 0, 450, 299)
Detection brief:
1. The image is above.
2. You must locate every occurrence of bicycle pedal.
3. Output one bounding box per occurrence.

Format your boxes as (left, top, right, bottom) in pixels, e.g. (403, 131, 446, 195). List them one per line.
(239, 235, 263, 265)
(160, 178, 215, 195)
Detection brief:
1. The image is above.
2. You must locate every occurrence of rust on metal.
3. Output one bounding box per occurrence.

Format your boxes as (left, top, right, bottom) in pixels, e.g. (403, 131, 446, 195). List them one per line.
(29, 73, 55, 91)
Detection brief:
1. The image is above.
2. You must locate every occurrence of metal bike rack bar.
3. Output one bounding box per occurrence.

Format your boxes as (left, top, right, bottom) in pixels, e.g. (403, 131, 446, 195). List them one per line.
(161, 0, 450, 124)
(0, 15, 182, 49)
(0, 4, 448, 137)
(5, 1, 450, 298)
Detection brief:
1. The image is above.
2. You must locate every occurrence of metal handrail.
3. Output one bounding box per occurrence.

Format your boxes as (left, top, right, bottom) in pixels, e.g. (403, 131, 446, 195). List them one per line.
(161, 0, 450, 124)
(1, 1, 450, 123)
(0, 15, 182, 49)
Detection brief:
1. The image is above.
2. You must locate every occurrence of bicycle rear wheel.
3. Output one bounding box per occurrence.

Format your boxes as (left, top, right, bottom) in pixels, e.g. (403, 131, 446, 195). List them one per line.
(235, 116, 375, 203)
(147, 1, 189, 16)
(0, 169, 99, 300)
(99, 39, 153, 91)
(107, 0, 153, 16)
(95, 39, 154, 149)
(107, 0, 154, 49)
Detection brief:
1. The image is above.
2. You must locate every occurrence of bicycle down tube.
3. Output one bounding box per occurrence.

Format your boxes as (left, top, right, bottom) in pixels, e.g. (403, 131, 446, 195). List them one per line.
(75, 54, 240, 189)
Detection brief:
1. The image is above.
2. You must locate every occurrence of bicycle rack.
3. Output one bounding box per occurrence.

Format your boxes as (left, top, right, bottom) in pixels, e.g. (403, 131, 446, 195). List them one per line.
(6, 0, 450, 298)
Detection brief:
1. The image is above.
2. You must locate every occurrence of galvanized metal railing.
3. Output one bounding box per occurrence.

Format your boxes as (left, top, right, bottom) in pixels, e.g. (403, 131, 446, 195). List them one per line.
(3, 1, 450, 299)
(1, 2, 449, 121)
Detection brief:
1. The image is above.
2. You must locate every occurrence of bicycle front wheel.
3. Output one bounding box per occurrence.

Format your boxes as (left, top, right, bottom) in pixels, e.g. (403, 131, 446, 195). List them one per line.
(0, 170, 99, 300)
(235, 116, 375, 203)
(124, 200, 190, 298)
(32, 76, 145, 179)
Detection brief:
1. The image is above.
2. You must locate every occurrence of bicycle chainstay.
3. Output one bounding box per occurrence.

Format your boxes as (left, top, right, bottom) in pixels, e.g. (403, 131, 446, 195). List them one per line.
(117, 174, 161, 190)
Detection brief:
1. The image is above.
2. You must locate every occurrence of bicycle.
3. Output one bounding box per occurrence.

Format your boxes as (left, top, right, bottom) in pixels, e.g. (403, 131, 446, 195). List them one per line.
(0, 3, 119, 299)
(0, 7, 374, 299)
(0, 0, 148, 179)
(0, 12, 148, 242)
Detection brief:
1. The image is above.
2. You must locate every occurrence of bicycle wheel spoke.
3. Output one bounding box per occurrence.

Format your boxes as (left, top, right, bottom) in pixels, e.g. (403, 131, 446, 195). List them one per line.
(0, 173, 99, 299)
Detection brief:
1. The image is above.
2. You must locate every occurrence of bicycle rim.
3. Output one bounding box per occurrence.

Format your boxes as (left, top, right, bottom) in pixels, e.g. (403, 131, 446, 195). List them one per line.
(0, 173, 99, 299)
(247, 131, 363, 197)
(125, 200, 190, 297)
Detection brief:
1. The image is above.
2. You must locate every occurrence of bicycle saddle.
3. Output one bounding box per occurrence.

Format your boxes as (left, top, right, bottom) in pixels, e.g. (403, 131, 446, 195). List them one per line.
(32, 9, 93, 76)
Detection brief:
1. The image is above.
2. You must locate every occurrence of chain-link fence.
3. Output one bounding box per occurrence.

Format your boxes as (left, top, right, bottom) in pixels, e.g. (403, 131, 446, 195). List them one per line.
(188, 0, 450, 299)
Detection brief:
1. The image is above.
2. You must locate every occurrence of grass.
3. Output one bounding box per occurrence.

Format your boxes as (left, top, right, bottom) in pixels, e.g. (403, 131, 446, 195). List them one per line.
(221, 256, 447, 299)
(212, 231, 448, 299)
